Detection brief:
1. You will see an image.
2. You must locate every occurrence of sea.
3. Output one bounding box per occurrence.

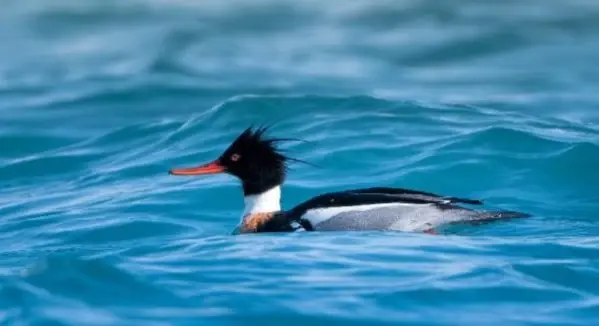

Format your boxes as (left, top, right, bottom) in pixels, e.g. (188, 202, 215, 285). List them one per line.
(1, 0, 599, 325)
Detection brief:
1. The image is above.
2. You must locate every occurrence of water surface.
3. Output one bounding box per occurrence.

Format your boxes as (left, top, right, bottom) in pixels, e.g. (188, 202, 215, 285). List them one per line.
(1, 1, 599, 325)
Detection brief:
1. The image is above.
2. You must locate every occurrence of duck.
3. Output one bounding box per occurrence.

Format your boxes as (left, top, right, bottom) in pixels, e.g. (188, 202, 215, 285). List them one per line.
(169, 126, 530, 234)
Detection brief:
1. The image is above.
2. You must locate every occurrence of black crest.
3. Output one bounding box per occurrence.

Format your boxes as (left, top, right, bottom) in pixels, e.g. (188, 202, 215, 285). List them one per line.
(218, 126, 306, 195)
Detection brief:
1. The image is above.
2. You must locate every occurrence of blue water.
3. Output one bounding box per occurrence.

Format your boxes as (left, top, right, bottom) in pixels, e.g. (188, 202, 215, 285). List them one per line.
(2, 1, 599, 325)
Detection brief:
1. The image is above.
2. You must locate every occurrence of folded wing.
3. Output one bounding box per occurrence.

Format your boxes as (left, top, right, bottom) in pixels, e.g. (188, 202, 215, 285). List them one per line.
(345, 187, 483, 205)
(285, 187, 488, 232)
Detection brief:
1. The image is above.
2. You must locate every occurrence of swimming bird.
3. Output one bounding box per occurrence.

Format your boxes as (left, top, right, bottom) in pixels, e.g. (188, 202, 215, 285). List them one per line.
(169, 127, 530, 234)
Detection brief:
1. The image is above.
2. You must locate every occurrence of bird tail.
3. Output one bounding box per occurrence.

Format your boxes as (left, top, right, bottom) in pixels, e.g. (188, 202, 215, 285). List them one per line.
(463, 210, 532, 225)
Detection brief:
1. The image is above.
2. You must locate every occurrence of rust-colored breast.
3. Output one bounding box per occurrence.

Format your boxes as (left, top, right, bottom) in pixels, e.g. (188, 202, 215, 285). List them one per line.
(240, 212, 275, 233)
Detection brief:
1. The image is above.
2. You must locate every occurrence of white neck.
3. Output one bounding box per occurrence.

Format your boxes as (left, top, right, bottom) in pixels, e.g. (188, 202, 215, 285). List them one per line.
(241, 185, 281, 220)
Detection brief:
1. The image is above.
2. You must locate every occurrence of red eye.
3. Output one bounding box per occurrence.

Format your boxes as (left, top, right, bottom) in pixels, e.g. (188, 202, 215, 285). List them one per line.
(231, 153, 240, 162)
